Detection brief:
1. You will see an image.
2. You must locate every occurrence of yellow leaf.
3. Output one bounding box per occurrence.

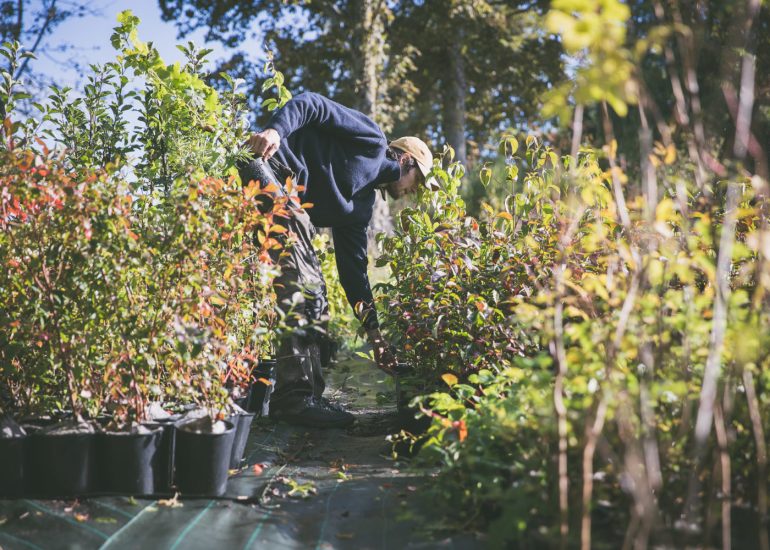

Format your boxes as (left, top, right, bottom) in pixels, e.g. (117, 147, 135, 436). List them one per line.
(441, 373, 458, 387)
(655, 198, 676, 222)
(664, 144, 677, 165)
(209, 294, 226, 306)
(496, 212, 513, 221)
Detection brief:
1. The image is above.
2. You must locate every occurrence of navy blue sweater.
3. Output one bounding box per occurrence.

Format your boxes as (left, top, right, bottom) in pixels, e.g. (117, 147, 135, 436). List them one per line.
(267, 93, 400, 330)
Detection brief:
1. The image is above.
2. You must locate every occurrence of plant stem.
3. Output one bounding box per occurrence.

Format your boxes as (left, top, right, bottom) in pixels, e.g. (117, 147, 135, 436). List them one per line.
(743, 368, 769, 550)
(581, 396, 608, 550)
(552, 260, 569, 548)
(714, 398, 731, 550)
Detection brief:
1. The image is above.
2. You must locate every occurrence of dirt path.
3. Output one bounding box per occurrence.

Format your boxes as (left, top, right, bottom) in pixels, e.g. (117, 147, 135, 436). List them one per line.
(0, 358, 478, 549)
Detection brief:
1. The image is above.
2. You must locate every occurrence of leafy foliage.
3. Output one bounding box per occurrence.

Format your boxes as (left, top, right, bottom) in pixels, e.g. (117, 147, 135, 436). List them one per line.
(380, 131, 770, 546)
(0, 13, 288, 424)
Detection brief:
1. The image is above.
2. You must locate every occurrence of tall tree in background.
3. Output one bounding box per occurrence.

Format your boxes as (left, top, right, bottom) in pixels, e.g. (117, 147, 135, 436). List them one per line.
(0, 0, 97, 76)
(351, 0, 394, 237)
(388, 0, 562, 167)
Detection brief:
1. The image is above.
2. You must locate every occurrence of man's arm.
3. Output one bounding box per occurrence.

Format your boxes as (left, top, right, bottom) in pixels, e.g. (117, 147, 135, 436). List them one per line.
(332, 224, 397, 374)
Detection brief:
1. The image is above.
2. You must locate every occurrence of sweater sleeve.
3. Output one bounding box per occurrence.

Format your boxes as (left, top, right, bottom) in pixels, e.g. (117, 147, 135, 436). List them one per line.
(267, 92, 384, 149)
(331, 224, 379, 330)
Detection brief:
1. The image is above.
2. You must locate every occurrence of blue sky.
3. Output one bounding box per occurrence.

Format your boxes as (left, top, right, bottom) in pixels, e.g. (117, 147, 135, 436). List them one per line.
(31, 1, 262, 89)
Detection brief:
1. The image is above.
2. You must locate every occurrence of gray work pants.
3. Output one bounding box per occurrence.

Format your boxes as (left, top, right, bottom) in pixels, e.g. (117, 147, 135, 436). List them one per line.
(238, 158, 330, 407)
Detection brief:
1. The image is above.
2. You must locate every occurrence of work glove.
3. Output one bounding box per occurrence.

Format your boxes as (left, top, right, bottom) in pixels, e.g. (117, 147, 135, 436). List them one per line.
(366, 328, 398, 376)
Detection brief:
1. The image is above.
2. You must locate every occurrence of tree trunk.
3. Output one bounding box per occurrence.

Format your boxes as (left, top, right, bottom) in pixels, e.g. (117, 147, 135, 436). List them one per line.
(350, 0, 394, 246)
(442, 31, 467, 168)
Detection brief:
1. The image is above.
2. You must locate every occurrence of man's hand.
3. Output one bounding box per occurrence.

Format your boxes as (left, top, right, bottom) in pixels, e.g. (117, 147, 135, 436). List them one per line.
(366, 328, 398, 375)
(245, 128, 281, 159)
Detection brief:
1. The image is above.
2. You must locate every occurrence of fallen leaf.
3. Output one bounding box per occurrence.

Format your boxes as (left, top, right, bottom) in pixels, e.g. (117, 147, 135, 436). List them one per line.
(95, 517, 118, 524)
(74, 513, 89, 522)
(158, 493, 183, 508)
(336, 533, 354, 540)
(253, 463, 264, 476)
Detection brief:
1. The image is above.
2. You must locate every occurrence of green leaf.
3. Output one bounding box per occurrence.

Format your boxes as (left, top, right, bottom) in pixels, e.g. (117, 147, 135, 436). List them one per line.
(479, 165, 492, 187)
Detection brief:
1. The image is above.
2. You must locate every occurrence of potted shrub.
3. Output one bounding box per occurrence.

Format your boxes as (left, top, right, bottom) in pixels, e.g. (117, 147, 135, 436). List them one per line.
(0, 149, 127, 496)
(0, 14, 286, 497)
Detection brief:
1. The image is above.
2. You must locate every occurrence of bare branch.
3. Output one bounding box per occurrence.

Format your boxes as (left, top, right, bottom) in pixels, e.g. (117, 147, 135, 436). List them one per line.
(14, 0, 57, 79)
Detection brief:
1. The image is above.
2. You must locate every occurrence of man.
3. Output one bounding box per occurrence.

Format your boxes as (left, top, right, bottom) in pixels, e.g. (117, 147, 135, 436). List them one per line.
(240, 92, 433, 428)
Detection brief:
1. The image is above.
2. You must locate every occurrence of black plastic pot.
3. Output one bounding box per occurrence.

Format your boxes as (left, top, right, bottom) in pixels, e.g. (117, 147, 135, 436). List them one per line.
(96, 425, 164, 495)
(25, 431, 95, 497)
(174, 420, 235, 497)
(227, 411, 255, 470)
(144, 419, 177, 495)
(0, 436, 25, 497)
(246, 359, 276, 416)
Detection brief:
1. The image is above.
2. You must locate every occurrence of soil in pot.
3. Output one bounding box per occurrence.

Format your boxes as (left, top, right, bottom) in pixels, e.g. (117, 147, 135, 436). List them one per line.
(0, 416, 26, 497)
(96, 423, 164, 496)
(246, 359, 276, 416)
(174, 418, 235, 497)
(25, 420, 97, 498)
(226, 406, 255, 470)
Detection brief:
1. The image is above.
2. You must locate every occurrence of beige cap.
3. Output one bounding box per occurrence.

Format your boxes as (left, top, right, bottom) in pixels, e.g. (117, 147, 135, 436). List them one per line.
(389, 136, 433, 180)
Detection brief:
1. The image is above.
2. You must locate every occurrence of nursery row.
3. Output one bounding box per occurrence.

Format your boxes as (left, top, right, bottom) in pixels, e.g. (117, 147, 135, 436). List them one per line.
(0, 15, 297, 432)
(0, 360, 275, 498)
